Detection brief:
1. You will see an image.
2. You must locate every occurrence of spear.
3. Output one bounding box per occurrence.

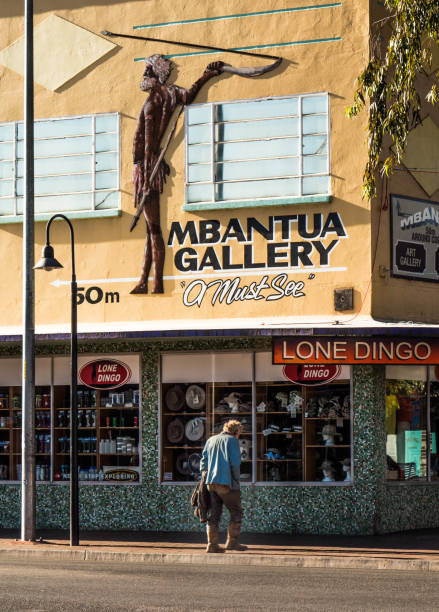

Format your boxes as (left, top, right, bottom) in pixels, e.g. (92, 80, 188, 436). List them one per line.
(101, 30, 282, 62)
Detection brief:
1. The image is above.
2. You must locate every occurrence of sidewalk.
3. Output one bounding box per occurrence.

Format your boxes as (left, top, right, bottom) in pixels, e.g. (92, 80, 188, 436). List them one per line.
(1, 528, 439, 571)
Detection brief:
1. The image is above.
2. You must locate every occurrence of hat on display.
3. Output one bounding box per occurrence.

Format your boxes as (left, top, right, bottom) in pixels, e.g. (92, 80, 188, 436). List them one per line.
(185, 385, 206, 410)
(222, 392, 242, 413)
(188, 452, 202, 474)
(165, 385, 185, 411)
(185, 417, 205, 442)
(238, 417, 252, 433)
(176, 452, 191, 476)
(166, 418, 185, 444)
(239, 439, 251, 460)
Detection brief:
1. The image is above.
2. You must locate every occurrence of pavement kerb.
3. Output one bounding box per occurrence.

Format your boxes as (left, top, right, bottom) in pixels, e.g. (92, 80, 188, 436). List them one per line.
(1, 547, 439, 572)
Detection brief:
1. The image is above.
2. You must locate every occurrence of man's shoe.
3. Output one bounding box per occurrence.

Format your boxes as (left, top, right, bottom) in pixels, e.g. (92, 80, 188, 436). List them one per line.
(225, 522, 248, 551)
(206, 524, 225, 553)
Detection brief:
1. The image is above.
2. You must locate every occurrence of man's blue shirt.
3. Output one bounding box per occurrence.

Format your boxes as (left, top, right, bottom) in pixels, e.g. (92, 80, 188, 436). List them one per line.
(200, 432, 241, 489)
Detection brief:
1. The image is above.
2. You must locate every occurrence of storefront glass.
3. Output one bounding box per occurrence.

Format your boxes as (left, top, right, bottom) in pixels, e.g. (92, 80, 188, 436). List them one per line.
(160, 351, 352, 484)
(0, 355, 141, 483)
(385, 365, 436, 481)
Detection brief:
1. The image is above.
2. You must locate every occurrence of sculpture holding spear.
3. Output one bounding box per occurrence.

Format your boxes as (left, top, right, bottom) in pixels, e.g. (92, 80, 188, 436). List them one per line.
(102, 31, 282, 294)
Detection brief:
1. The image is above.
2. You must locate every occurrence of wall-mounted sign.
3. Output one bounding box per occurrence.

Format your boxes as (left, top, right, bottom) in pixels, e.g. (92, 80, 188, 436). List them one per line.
(283, 364, 341, 386)
(79, 359, 132, 390)
(391, 194, 439, 282)
(273, 337, 439, 365)
(168, 212, 348, 307)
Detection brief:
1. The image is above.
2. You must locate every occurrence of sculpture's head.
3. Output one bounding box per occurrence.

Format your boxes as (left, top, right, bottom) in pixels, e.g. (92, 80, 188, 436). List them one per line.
(141, 54, 173, 90)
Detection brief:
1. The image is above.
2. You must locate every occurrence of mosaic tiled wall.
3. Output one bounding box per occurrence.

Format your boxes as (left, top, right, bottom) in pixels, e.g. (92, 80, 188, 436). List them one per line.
(1, 338, 439, 534)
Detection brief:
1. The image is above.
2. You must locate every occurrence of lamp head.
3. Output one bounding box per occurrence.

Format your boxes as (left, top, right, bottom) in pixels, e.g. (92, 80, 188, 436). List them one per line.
(34, 244, 63, 272)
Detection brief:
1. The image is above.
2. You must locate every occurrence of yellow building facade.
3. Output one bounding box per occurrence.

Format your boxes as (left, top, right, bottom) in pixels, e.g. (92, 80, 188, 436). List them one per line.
(0, 1, 438, 534)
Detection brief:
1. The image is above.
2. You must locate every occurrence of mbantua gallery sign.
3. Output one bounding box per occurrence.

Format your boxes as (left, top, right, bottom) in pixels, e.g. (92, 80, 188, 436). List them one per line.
(273, 337, 439, 365)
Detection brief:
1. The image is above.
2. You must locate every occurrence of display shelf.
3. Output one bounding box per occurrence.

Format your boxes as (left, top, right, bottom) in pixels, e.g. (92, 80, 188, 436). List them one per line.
(99, 452, 139, 456)
(160, 377, 352, 484)
(257, 458, 301, 462)
(306, 444, 351, 448)
(257, 432, 301, 435)
(163, 412, 205, 416)
(257, 411, 294, 415)
(212, 411, 252, 415)
(0, 382, 140, 482)
(304, 417, 350, 421)
(100, 426, 138, 430)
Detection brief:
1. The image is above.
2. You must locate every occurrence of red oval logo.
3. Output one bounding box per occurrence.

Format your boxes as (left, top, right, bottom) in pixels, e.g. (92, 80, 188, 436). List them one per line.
(283, 364, 341, 386)
(79, 359, 132, 390)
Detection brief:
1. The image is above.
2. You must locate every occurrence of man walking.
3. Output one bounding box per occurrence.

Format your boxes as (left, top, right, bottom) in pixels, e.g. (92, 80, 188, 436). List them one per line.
(200, 419, 247, 553)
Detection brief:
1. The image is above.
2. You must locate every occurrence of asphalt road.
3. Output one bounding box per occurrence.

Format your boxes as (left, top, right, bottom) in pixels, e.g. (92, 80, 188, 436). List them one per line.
(0, 557, 438, 611)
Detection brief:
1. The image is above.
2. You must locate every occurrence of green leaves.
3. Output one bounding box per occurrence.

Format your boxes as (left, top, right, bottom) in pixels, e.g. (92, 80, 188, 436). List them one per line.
(347, 0, 439, 198)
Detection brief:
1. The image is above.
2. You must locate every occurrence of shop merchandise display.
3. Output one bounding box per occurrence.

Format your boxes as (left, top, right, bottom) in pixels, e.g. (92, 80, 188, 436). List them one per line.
(161, 379, 351, 483)
(161, 382, 208, 481)
(321, 460, 336, 482)
(321, 424, 337, 446)
(341, 457, 351, 481)
(185, 385, 206, 410)
(385, 379, 435, 481)
(0, 383, 140, 482)
(165, 385, 186, 411)
(166, 418, 185, 444)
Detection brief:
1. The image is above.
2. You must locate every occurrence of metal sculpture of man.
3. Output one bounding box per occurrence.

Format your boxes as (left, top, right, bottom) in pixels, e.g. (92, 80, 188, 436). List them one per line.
(99, 30, 281, 295)
(131, 55, 225, 294)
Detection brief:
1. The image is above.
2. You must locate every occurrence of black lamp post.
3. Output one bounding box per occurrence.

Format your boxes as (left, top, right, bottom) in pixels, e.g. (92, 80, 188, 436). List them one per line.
(34, 213, 79, 546)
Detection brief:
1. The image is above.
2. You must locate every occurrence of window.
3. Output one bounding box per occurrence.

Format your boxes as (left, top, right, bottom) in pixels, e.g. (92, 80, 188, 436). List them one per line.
(160, 351, 352, 485)
(385, 366, 438, 482)
(0, 355, 141, 483)
(0, 113, 120, 221)
(184, 94, 330, 211)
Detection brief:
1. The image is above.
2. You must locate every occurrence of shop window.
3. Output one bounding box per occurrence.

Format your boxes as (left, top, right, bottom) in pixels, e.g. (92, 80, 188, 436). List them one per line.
(0, 355, 141, 483)
(160, 351, 352, 485)
(385, 366, 434, 482)
(430, 367, 439, 480)
(184, 94, 330, 211)
(0, 113, 120, 222)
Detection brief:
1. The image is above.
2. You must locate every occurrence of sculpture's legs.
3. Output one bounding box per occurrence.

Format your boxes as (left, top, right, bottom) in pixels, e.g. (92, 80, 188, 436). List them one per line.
(130, 192, 164, 294)
(130, 209, 153, 295)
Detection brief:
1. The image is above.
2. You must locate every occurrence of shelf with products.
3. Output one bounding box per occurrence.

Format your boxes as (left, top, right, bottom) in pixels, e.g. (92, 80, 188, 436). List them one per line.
(209, 384, 252, 444)
(0, 386, 11, 481)
(303, 383, 351, 482)
(6, 385, 50, 482)
(210, 383, 253, 471)
(255, 382, 304, 483)
(161, 382, 208, 482)
(52, 383, 140, 481)
(0, 378, 141, 483)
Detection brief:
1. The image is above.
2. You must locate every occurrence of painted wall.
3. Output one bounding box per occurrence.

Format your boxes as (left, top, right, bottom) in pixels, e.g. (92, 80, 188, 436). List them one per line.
(0, 0, 374, 333)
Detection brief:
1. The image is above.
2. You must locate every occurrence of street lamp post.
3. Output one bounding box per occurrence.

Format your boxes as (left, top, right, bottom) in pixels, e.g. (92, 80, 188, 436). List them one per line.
(34, 213, 79, 546)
